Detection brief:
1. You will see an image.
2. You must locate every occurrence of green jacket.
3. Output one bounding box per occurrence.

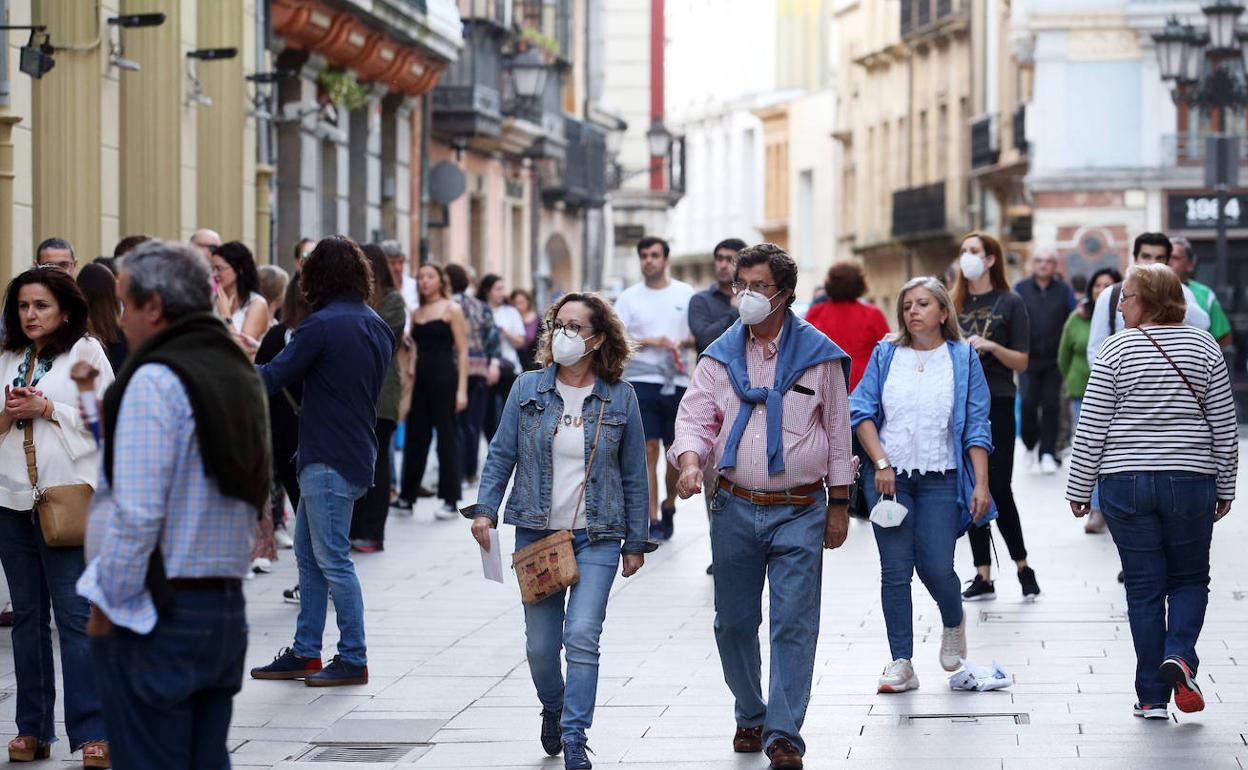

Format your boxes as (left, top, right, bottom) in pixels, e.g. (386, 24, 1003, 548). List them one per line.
(376, 290, 408, 423)
(1057, 309, 1092, 398)
(1188, 279, 1232, 340)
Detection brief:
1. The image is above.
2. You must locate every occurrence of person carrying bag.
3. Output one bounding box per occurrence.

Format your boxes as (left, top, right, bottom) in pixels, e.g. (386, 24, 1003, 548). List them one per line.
(464, 293, 654, 770)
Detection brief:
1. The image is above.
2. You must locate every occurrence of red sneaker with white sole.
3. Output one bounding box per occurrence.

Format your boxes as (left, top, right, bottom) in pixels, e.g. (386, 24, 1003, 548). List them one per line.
(1160, 656, 1204, 713)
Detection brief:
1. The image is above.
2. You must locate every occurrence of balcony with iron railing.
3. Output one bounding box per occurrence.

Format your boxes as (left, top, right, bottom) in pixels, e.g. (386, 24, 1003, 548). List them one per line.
(892, 181, 948, 239)
(1160, 133, 1248, 167)
(970, 114, 999, 169)
(431, 19, 507, 139)
(900, 0, 967, 41)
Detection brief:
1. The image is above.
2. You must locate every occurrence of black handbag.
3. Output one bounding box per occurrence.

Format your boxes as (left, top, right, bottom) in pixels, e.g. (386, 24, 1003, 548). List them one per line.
(847, 460, 867, 520)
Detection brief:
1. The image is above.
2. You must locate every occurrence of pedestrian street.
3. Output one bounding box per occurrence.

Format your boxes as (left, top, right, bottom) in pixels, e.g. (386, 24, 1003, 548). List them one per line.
(7, 441, 1248, 769)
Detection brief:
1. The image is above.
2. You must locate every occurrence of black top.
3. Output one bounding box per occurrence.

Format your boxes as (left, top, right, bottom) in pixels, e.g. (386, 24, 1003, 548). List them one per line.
(256, 324, 301, 465)
(103, 338, 129, 374)
(958, 289, 1030, 399)
(412, 318, 455, 356)
(688, 284, 739, 354)
(1013, 276, 1076, 366)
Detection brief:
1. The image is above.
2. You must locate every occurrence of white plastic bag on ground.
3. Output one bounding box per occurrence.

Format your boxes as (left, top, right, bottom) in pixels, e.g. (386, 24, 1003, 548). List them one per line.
(949, 659, 1013, 691)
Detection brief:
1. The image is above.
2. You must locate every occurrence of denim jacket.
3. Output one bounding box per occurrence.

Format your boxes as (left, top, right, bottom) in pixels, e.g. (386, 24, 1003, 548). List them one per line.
(849, 339, 997, 534)
(460, 365, 657, 554)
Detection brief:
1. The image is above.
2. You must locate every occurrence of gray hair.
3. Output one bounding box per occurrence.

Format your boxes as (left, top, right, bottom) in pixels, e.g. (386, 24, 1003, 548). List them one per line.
(1170, 235, 1196, 262)
(889, 276, 963, 348)
(379, 239, 404, 259)
(119, 240, 213, 322)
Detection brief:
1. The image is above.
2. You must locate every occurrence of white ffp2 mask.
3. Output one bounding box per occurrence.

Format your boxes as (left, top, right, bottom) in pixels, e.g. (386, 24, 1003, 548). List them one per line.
(552, 330, 594, 367)
(959, 252, 986, 281)
(869, 496, 909, 528)
(737, 290, 781, 325)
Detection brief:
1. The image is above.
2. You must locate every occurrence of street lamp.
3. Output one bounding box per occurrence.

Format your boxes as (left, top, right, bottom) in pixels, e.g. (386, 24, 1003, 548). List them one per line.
(506, 47, 548, 101)
(646, 118, 672, 158)
(1153, 5, 1248, 312)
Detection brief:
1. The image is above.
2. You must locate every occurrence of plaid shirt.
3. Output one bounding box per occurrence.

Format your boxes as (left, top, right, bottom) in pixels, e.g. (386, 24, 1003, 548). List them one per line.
(77, 364, 256, 634)
(457, 291, 500, 378)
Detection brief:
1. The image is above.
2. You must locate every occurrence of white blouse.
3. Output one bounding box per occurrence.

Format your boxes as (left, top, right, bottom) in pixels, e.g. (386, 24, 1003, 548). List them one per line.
(879, 345, 957, 475)
(0, 337, 115, 511)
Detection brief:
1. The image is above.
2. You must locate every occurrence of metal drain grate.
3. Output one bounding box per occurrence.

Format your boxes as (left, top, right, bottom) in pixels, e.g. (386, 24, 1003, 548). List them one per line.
(306, 744, 420, 762)
(901, 712, 1030, 725)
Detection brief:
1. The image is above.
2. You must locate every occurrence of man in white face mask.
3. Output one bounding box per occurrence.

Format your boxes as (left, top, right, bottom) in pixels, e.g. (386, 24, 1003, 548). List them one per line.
(667, 243, 853, 770)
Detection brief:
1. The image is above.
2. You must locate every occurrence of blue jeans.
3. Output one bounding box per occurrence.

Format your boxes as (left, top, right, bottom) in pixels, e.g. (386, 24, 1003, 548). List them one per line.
(91, 587, 247, 769)
(517, 527, 620, 745)
(0, 508, 104, 749)
(293, 464, 368, 666)
(1099, 471, 1215, 705)
(708, 486, 825, 756)
(863, 469, 965, 661)
(1069, 399, 1100, 511)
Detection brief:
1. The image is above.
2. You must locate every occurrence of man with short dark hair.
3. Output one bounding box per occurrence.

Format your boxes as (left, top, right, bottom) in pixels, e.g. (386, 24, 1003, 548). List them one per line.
(1014, 249, 1076, 474)
(670, 243, 852, 770)
(615, 236, 695, 540)
(79, 239, 269, 768)
(35, 236, 77, 273)
(1167, 237, 1233, 348)
(1087, 232, 1211, 364)
(250, 236, 394, 687)
(113, 234, 151, 259)
(689, 238, 746, 354)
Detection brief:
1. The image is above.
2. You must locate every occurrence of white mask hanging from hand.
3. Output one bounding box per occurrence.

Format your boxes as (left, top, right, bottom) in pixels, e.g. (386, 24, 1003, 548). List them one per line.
(959, 251, 987, 282)
(869, 496, 909, 528)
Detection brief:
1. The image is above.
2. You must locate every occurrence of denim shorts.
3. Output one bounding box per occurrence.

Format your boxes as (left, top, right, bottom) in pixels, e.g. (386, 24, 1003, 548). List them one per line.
(632, 382, 685, 444)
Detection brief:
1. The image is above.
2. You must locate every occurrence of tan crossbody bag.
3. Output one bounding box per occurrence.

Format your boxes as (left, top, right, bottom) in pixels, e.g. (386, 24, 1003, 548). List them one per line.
(21, 400, 92, 548)
(512, 399, 606, 604)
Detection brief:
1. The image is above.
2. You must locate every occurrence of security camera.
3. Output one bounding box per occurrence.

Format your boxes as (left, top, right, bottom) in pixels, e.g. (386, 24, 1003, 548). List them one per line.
(246, 70, 296, 84)
(107, 13, 166, 28)
(18, 28, 54, 79)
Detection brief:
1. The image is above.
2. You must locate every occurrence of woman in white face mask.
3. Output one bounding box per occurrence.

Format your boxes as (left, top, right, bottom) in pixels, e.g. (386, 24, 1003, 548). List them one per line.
(951, 232, 1040, 604)
(463, 293, 654, 770)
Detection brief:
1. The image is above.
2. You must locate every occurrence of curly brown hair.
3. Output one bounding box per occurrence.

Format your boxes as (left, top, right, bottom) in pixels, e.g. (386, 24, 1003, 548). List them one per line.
(824, 260, 867, 301)
(536, 292, 637, 384)
(301, 235, 373, 308)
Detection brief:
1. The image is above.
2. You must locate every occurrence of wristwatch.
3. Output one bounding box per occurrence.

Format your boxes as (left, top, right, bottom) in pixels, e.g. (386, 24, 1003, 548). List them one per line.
(875, 457, 890, 471)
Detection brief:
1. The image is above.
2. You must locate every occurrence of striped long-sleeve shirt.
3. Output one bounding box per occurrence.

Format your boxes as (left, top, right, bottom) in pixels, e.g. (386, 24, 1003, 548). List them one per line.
(1066, 325, 1238, 503)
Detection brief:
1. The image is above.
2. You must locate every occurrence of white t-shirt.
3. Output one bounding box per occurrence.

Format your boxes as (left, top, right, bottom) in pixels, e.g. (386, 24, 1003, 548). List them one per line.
(401, 275, 420, 336)
(229, 292, 267, 332)
(493, 303, 525, 373)
(548, 380, 594, 530)
(614, 279, 696, 388)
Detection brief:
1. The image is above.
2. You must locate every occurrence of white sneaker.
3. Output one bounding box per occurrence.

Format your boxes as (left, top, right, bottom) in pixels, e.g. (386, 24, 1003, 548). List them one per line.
(1023, 448, 1037, 472)
(251, 557, 273, 574)
(1039, 454, 1059, 475)
(940, 615, 967, 672)
(274, 528, 294, 549)
(878, 659, 919, 693)
(435, 503, 459, 521)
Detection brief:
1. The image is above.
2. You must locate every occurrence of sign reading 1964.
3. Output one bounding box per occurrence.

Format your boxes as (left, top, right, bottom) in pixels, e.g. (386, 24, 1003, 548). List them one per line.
(1168, 193, 1248, 230)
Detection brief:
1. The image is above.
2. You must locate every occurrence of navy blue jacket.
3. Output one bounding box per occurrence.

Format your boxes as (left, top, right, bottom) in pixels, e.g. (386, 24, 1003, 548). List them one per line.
(257, 298, 395, 488)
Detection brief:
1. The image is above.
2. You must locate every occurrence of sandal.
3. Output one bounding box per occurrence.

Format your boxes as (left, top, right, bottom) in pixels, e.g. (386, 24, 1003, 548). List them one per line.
(82, 740, 109, 768)
(8, 736, 50, 762)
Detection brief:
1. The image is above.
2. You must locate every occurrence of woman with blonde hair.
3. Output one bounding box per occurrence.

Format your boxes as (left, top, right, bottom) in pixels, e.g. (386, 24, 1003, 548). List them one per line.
(850, 276, 994, 694)
(1067, 263, 1237, 720)
(464, 292, 654, 770)
(952, 232, 1039, 601)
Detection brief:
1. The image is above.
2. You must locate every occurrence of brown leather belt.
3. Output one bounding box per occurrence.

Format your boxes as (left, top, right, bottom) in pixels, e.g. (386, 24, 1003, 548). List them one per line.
(169, 578, 242, 592)
(717, 477, 823, 506)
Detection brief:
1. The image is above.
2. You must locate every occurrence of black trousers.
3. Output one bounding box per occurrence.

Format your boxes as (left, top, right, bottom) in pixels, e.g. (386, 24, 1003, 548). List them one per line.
(458, 375, 488, 481)
(1019, 362, 1062, 458)
(401, 354, 461, 505)
(483, 365, 517, 443)
(272, 446, 300, 524)
(969, 396, 1029, 567)
(351, 419, 396, 543)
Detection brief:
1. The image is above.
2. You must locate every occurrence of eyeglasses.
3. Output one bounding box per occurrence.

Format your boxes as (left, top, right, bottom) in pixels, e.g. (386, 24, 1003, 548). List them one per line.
(1119, 291, 1137, 303)
(210, 264, 231, 275)
(730, 281, 778, 295)
(549, 321, 589, 337)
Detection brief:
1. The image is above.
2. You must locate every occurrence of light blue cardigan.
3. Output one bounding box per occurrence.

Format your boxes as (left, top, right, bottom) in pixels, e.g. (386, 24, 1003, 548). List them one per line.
(848, 339, 997, 534)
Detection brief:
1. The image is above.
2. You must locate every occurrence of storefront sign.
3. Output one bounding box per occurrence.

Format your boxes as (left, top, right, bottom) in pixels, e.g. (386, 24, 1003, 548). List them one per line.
(1168, 193, 1248, 230)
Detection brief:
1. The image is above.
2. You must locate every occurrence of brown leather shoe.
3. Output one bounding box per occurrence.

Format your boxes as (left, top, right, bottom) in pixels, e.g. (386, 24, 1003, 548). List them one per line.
(733, 725, 763, 753)
(766, 737, 803, 769)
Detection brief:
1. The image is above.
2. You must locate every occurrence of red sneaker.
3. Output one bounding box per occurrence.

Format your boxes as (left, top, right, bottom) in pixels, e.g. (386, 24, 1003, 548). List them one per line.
(1160, 657, 1205, 713)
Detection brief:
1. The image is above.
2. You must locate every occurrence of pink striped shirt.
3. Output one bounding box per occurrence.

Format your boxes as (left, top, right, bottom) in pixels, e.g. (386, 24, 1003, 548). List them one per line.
(667, 327, 853, 491)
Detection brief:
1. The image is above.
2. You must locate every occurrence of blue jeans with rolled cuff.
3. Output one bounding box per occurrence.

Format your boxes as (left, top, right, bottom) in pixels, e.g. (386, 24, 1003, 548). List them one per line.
(0, 507, 105, 750)
(863, 468, 965, 662)
(517, 527, 620, 746)
(708, 484, 825, 756)
(1099, 470, 1215, 705)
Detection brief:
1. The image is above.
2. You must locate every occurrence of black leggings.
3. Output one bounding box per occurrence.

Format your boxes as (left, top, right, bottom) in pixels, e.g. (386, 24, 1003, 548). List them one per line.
(351, 419, 396, 543)
(401, 354, 461, 505)
(273, 446, 300, 524)
(969, 396, 1029, 568)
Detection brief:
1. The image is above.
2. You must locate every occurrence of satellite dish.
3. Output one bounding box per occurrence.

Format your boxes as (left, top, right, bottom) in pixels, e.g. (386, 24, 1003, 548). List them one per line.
(429, 160, 466, 205)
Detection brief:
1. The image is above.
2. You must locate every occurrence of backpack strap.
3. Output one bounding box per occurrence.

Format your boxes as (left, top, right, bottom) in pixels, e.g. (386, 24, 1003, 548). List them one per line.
(1108, 284, 1121, 335)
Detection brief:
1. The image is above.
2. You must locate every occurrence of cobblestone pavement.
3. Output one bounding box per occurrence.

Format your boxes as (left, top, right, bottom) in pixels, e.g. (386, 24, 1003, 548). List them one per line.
(7, 441, 1248, 768)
